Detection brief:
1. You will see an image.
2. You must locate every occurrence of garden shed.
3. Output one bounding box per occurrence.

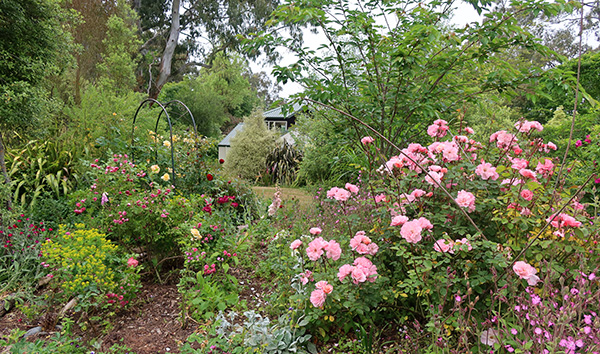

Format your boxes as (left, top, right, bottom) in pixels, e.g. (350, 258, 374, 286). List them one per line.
(218, 103, 305, 162)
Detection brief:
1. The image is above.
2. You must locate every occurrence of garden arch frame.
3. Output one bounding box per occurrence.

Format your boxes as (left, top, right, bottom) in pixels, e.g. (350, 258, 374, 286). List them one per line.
(130, 99, 198, 185)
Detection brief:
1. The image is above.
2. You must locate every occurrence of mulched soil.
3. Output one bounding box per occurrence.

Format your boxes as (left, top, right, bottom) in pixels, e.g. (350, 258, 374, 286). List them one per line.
(0, 270, 277, 354)
(0, 283, 199, 354)
(97, 283, 197, 354)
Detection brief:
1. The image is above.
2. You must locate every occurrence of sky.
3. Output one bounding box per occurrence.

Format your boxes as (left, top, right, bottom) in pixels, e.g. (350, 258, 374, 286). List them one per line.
(250, 1, 484, 98)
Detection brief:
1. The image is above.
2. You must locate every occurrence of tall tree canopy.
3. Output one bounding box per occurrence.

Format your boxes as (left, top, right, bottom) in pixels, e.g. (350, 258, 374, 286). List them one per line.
(134, 0, 281, 98)
(0, 0, 70, 184)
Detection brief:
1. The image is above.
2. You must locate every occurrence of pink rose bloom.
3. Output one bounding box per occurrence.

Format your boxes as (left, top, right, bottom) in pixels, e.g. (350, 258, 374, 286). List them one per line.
(353, 257, 378, 283)
(351, 267, 368, 284)
(345, 183, 359, 194)
(333, 188, 352, 201)
(425, 171, 444, 187)
(361, 136, 374, 145)
(309, 227, 322, 235)
(520, 207, 531, 216)
(547, 142, 557, 150)
(510, 158, 529, 170)
(410, 189, 426, 199)
(520, 190, 534, 201)
(367, 243, 379, 255)
(375, 194, 386, 203)
(465, 127, 475, 134)
(338, 264, 354, 282)
(475, 161, 499, 180)
(315, 280, 333, 294)
(325, 240, 342, 260)
(400, 220, 423, 243)
(561, 214, 582, 228)
(416, 217, 433, 231)
(326, 187, 339, 198)
(536, 159, 554, 178)
(455, 190, 476, 212)
(290, 239, 303, 250)
(513, 261, 540, 286)
(306, 237, 327, 261)
(310, 289, 327, 307)
(519, 169, 537, 180)
(391, 215, 409, 226)
(127, 257, 139, 267)
(300, 270, 313, 285)
(454, 238, 472, 251)
(433, 239, 453, 253)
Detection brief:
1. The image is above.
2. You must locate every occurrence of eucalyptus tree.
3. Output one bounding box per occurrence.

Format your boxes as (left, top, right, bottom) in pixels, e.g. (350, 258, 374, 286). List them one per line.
(134, 0, 282, 98)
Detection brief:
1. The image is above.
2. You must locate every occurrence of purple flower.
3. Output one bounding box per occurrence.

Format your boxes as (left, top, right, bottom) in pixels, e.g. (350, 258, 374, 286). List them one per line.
(101, 192, 109, 206)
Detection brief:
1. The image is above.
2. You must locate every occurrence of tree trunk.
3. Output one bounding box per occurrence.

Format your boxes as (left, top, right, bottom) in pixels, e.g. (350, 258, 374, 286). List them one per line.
(151, 0, 180, 99)
(0, 129, 12, 210)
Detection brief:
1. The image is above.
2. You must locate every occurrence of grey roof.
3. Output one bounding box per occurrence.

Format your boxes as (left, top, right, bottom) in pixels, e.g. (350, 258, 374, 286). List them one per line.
(263, 103, 304, 119)
(218, 123, 244, 147)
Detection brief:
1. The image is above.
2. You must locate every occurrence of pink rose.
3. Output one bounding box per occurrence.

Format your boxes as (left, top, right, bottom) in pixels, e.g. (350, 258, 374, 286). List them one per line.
(375, 194, 386, 203)
(361, 136, 374, 145)
(416, 217, 433, 231)
(513, 261, 540, 286)
(315, 280, 333, 294)
(127, 257, 139, 267)
(391, 215, 408, 226)
(345, 183, 359, 194)
(309, 227, 322, 235)
(306, 237, 327, 261)
(455, 190, 476, 212)
(324, 240, 342, 260)
(310, 289, 327, 307)
(351, 267, 368, 284)
(520, 190, 534, 201)
(475, 162, 499, 181)
(433, 239, 453, 253)
(327, 187, 351, 201)
(519, 169, 537, 180)
(400, 220, 423, 243)
(290, 239, 302, 250)
(338, 264, 354, 282)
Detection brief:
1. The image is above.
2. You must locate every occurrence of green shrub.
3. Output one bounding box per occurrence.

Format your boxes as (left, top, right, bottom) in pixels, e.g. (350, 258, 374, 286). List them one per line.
(224, 109, 277, 181)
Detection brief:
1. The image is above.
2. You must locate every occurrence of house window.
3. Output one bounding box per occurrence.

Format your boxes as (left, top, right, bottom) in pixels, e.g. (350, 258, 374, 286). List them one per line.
(266, 121, 287, 130)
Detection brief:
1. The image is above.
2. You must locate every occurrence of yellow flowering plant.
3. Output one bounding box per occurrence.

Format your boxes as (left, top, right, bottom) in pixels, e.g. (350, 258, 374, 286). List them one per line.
(41, 225, 141, 312)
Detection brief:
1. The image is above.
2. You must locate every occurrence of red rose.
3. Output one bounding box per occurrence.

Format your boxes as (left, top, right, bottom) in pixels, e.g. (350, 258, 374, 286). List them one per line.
(219, 159, 224, 164)
(207, 174, 213, 181)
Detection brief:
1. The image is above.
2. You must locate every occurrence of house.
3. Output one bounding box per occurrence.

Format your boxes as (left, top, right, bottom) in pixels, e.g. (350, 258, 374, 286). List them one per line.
(217, 103, 305, 161)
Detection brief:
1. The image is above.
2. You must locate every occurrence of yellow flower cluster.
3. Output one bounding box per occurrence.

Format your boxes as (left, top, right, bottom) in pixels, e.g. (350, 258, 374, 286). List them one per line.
(42, 225, 120, 297)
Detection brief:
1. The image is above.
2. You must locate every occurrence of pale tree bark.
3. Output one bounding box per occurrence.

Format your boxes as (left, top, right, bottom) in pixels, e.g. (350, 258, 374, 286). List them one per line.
(152, 0, 180, 99)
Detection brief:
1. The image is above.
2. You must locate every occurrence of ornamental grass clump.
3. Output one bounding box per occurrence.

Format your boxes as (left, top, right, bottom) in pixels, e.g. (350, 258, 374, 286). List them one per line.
(41, 225, 141, 312)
